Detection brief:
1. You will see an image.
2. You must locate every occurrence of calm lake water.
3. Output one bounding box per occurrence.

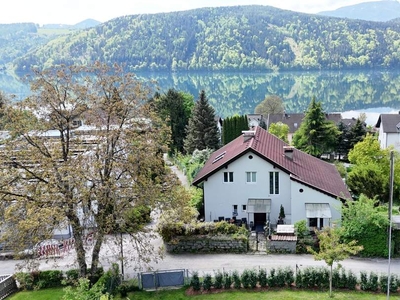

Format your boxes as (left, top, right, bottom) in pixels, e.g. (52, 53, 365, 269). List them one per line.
(2, 70, 400, 125)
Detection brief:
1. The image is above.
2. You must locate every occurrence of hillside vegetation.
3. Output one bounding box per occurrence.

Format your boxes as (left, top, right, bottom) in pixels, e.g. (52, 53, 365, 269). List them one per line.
(12, 5, 400, 72)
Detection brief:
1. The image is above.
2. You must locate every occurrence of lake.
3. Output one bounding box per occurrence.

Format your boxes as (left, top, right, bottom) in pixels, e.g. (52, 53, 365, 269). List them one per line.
(2, 69, 400, 125)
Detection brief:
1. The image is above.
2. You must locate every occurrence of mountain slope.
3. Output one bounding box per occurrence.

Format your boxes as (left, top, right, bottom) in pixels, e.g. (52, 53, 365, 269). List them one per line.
(318, 0, 400, 22)
(13, 5, 400, 72)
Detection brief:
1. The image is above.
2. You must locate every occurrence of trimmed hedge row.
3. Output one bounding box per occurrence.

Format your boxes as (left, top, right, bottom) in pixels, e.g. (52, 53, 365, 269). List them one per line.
(190, 267, 400, 293)
(14, 267, 104, 291)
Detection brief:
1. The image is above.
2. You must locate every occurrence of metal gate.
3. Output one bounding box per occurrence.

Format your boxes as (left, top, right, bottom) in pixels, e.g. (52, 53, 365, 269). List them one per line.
(140, 269, 186, 290)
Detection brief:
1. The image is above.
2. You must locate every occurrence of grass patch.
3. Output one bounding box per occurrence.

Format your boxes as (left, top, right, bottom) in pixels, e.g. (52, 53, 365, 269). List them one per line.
(7, 287, 400, 299)
(8, 287, 65, 300)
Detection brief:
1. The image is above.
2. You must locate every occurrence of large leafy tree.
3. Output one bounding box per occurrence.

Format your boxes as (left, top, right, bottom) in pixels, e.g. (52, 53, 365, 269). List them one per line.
(184, 90, 220, 154)
(347, 134, 400, 202)
(308, 227, 363, 298)
(268, 121, 289, 143)
(340, 194, 389, 257)
(254, 95, 284, 115)
(154, 89, 194, 154)
(0, 63, 185, 279)
(292, 96, 340, 157)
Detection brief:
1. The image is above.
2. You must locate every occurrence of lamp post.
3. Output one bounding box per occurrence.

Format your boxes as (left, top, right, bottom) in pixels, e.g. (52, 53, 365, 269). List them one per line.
(116, 219, 124, 280)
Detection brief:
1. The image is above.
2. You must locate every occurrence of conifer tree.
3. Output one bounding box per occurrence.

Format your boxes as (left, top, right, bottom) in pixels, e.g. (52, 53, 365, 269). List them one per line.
(222, 114, 248, 145)
(184, 90, 220, 154)
(292, 96, 340, 157)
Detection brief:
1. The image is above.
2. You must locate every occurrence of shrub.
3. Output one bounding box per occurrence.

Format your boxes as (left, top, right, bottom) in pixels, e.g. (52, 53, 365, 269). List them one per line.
(294, 220, 309, 239)
(37, 270, 63, 288)
(380, 274, 398, 293)
(93, 264, 120, 296)
(232, 270, 241, 289)
(347, 270, 357, 290)
(360, 271, 368, 291)
(295, 270, 304, 288)
(369, 272, 379, 292)
(190, 272, 201, 291)
(214, 271, 223, 289)
(248, 269, 258, 288)
(275, 268, 286, 287)
(64, 269, 80, 285)
(14, 272, 34, 291)
(241, 269, 251, 288)
(267, 268, 277, 287)
(223, 272, 232, 289)
(202, 274, 212, 291)
(258, 268, 267, 287)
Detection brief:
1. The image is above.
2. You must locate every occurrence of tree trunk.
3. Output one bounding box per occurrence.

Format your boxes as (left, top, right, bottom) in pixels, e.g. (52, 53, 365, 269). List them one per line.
(329, 264, 333, 298)
(68, 213, 87, 278)
(90, 232, 104, 284)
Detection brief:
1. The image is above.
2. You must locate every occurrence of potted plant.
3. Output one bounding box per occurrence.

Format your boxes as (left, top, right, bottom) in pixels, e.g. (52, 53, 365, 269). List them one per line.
(278, 205, 285, 224)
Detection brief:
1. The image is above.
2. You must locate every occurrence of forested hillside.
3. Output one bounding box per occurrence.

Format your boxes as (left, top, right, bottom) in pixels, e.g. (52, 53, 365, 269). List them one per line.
(12, 5, 400, 72)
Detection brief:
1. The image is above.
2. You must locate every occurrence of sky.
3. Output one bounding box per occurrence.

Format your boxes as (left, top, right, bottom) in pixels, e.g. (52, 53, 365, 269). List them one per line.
(1, 0, 384, 25)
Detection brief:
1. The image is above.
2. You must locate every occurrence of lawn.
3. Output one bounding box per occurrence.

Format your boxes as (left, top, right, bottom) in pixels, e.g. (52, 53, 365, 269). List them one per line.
(7, 288, 400, 300)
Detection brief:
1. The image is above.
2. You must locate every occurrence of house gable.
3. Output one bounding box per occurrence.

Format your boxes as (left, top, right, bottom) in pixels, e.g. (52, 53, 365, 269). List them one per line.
(193, 126, 351, 201)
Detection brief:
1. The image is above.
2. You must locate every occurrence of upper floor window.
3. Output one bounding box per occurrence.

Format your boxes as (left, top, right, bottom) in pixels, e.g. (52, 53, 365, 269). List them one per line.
(223, 171, 234, 183)
(246, 171, 257, 183)
(269, 171, 279, 194)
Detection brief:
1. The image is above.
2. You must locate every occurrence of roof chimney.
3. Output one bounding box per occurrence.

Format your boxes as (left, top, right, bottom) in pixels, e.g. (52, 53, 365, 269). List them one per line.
(283, 146, 294, 160)
(242, 130, 255, 142)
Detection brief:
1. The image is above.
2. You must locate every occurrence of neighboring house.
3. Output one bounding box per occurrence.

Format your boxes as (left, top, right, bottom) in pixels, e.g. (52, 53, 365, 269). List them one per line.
(375, 113, 400, 151)
(247, 113, 342, 143)
(192, 126, 351, 231)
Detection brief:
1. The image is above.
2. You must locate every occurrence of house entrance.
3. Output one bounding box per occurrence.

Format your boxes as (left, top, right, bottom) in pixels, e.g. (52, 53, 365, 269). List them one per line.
(254, 213, 266, 232)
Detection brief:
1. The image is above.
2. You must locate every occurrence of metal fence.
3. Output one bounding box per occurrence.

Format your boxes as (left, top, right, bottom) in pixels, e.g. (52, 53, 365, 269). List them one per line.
(0, 275, 17, 300)
(140, 269, 187, 290)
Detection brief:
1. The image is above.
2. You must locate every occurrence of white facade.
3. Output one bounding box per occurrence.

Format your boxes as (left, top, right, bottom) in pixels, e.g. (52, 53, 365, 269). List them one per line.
(203, 151, 342, 229)
(378, 125, 400, 152)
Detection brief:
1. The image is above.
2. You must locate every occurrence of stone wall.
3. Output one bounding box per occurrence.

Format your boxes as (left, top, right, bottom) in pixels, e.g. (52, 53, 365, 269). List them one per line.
(266, 240, 297, 253)
(165, 235, 248, 253)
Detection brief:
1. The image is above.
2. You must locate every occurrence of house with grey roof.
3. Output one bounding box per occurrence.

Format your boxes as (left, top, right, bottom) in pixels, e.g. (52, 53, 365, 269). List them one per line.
(247, 113, 342, 143)
(375, 113, 400, 152)
(192, 126, 351, 231)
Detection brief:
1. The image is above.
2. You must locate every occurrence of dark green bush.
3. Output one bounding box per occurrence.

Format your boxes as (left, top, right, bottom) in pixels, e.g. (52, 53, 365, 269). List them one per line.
(258, 269, 267, 287)
(214, 271, 223, 289)
(380, 274, 398, 293)
(202, 274, 212, 290)
(190, 272, 201, 291)
(267, 268, 277, 287)
(248, 269, 257, 288)
(241, 269, 251, 288)
(64, 269, 80, 285)
(369, 272, 379, 292)
(347, 270, 357, 290)
(38, 270, 63, 288)
(318, 268, 329, 289)
(295, 271, 304, 288)
(275, 268, 286, 287)
(223, 272, 232, 289)
(232, 270, 241, 289)
(360, 271, 368, 291)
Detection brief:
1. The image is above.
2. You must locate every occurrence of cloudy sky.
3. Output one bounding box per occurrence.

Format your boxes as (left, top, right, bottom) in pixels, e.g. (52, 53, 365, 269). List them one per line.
(1, 0, 382, 25)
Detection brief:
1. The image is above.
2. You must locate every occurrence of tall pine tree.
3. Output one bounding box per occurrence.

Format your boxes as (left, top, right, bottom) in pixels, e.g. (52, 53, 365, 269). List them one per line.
(184, 90, 220, 154)
(292, 96, 340, 157)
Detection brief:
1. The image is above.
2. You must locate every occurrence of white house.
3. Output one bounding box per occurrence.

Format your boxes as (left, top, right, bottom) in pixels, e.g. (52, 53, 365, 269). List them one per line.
(192, 126, 351, 231)
(375, 113, 400, 152)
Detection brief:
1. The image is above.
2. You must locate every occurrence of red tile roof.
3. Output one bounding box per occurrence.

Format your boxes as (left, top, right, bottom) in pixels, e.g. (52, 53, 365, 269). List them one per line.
(192, 126, 351, 200)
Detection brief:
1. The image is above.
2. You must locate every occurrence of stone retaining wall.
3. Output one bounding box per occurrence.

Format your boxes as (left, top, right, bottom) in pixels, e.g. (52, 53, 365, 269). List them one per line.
(165, 235, 248, 253)
(266, 240, 297, 253)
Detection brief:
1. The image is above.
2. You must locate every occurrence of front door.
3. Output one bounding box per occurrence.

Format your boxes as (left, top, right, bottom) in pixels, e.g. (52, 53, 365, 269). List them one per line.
(254, 213, 266, 232)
